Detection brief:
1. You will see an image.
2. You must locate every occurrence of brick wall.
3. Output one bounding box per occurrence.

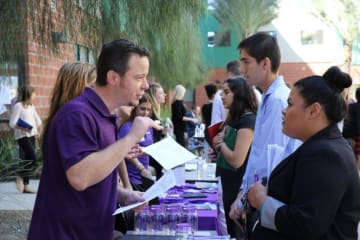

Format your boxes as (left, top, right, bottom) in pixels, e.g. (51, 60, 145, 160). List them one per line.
(194, 62, 360, 109)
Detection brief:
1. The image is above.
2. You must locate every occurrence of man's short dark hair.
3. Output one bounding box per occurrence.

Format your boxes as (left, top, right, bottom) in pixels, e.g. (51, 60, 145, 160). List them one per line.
(238, 32, 281, 73)
(96, 39, 150, 86)
(226, 60, 241, 76)
(356, 87, 360, 102)
(204, 84, 217, 99)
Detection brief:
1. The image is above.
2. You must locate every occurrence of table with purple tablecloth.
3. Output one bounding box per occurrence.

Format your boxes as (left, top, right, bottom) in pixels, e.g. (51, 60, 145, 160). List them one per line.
(159, 184, 219, 233)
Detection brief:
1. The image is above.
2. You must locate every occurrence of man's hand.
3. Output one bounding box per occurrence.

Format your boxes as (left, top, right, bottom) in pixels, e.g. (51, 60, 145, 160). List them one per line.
(140, 168, 153, 180)
(118, 188, 147, 212)
(126, 144, 142, 159)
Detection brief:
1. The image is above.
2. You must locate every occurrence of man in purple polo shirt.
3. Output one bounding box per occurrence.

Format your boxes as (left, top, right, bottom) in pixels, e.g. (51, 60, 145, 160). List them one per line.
(28, 39, 161, 240)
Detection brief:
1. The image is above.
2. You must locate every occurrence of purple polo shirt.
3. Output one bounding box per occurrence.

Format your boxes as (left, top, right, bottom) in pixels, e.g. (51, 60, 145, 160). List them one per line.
(28, 88, 119, 240)
(118, 121, 153, 184)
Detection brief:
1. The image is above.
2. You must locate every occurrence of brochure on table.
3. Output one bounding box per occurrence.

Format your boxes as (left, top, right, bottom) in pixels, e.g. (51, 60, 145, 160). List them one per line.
(113, 137, 197, 215)
(142, 137, 197, 170)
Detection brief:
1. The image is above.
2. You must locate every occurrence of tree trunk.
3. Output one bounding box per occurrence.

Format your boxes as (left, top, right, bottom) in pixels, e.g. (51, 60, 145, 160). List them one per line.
(343, 38, 352, 74)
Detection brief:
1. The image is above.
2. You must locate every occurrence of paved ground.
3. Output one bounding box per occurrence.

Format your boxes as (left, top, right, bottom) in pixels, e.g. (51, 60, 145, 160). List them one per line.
(0, 180, 39, 240)
(0, 180, 39, 211)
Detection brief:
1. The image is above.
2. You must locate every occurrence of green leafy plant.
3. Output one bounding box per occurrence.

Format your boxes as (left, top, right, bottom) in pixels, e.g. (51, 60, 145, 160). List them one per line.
(0, 131, 41, 182)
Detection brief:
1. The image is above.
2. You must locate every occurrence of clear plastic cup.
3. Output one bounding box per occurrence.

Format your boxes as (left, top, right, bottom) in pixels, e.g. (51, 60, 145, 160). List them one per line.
(166, 205, 182, 235)
(151, 205, 166, 234)
(181, 205, 198, 232)
(175, 223, 193, 239)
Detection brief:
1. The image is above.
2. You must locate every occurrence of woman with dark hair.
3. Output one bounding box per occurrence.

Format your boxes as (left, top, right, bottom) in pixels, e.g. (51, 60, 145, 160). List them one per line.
(212, 77, 258, 238)
(9, 85, 42, 193)
(118, 92, 154, 191)
(246, 68, 360, 239)
(343, 87, 360, 170)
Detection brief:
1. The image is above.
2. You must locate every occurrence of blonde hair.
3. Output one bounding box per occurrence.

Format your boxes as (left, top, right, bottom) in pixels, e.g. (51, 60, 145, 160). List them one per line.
(172, 84, 186, 102)
(146, 82, 162, 118)
(43, 62, 96, 139)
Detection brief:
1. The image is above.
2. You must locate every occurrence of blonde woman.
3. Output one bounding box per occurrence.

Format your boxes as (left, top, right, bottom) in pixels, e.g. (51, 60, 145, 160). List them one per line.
(43, 62, 96, 134)
(9, 85, 42, 193)
(146, 83, 167, 178)
(171, 84, 198, 147)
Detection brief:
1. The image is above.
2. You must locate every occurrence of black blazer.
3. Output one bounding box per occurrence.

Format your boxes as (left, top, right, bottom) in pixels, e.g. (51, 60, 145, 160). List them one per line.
(252, 124, 360, 240)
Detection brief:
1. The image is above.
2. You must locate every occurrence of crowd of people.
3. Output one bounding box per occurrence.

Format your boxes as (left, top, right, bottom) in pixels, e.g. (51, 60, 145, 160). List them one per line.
(4, 33, 360, 239)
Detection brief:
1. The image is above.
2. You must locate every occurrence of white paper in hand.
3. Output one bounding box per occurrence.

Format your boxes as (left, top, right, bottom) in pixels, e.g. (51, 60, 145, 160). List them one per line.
(142, 137, 197, 170)
(112, 170, 177, 215)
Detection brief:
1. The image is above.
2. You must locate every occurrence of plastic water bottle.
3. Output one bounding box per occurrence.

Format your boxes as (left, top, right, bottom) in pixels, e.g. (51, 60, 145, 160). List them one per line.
(165, 117, 173, 137)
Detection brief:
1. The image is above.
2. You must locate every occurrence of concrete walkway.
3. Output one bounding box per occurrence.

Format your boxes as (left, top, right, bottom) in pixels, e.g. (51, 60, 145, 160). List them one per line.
(0, 179, 39, 210)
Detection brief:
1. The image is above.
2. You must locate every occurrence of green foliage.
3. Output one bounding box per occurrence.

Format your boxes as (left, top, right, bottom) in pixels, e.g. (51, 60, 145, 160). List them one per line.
(210, 0, 279, 43)
(309, 0, 360, 71)
(120, 0, 208, 89)
(0, 0, 208, 89)
(0, 131, 42, 182)
(161, 106, 172, 120)
(0, 131, 20, 182)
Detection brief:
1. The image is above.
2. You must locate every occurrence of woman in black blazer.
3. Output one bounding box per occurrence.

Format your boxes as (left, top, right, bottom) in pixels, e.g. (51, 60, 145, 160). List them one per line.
(247, 67, 360, 239)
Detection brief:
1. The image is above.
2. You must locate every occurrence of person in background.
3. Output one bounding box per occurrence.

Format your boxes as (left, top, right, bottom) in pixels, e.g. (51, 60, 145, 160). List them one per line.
(229, 32, 301, 237)
(247, 72, 360, 240)
(343, 87, 360, 170)
(9, 85, 42, 193)
(28, 39, 162, 240)
(211, 61, 239, 126)
(212, 77, 258, 238)
(118, 92, 154, 191)
(146, 82, 167, 179)
(171, 84, 198, 147)
(185, 105, 201, 148)
(43, 62, 96, 133)
(202, 84, 217, 138)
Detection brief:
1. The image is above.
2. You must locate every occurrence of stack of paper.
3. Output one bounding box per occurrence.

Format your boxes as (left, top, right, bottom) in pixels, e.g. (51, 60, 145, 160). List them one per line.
(113, 137, 197, 215)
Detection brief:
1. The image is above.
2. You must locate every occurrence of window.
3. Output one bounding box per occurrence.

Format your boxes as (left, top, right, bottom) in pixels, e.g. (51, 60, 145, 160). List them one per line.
(0, 65, 19, 115)
(207, 31, 231, 47)
(300, 30, 323, 45)
(74, 44, 95, 64)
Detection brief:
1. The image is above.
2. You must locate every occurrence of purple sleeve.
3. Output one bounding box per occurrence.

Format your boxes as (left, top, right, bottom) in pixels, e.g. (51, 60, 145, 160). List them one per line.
(55, 111, 99, 170)
(118, 121, 133, 139)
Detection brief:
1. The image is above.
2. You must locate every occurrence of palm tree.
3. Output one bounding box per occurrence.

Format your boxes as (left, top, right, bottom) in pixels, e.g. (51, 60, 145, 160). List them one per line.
(310, 0, 360, 73)
(210, 0, 279, 44)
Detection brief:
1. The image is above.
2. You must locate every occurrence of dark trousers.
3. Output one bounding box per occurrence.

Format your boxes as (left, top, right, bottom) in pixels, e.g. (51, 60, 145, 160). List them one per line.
(216, 166, 244, 239)
(174, 129, 185, 147)
(17, 136, 37, 185)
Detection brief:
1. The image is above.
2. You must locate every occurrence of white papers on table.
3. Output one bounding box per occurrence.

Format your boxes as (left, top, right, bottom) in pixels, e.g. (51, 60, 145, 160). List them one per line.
(113, 170, 177, 215)
(142, 137, 197, 170)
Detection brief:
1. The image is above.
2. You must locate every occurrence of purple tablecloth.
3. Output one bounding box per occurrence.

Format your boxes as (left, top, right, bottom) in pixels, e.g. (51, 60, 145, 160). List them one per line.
(159, 184, 219, 233)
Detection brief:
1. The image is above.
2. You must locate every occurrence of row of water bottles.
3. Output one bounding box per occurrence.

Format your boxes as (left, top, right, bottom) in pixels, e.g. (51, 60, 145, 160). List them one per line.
(134, 204, 198, 235)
